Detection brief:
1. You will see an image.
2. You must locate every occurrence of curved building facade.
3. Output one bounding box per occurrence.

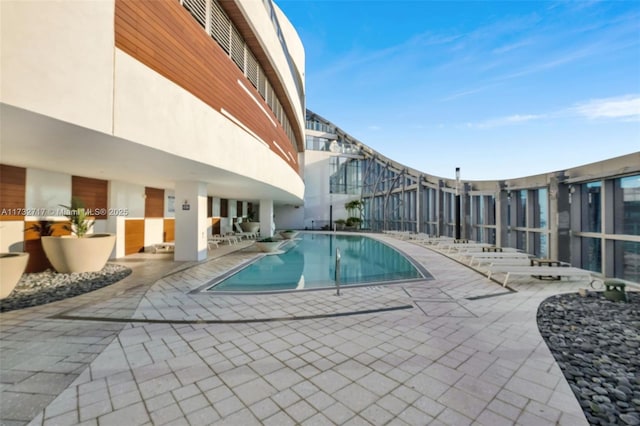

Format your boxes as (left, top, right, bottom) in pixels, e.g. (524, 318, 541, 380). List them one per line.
(1, 0, 305, 265)
(301, 110, 640, 282)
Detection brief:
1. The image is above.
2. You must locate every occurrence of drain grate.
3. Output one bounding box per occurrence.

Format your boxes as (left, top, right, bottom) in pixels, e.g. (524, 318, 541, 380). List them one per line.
(414, 301, 476, 317)
(465, 291, 514, 300)
(50, 304, 414, 324)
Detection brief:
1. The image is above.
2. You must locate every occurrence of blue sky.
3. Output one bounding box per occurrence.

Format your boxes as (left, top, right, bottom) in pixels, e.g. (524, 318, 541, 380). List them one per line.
(277, 0, 640, 180)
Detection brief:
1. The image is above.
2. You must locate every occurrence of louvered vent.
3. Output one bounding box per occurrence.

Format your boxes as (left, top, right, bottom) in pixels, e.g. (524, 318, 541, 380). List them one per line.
(246, 51, 259, 88)
(209, 0, 230, 53)
(183, 0, 206, 28)
(257, 68, 267, 98)
(178, 0, 297, 148)
(230, 27, 245, 70)
(266, 83, 275, 111)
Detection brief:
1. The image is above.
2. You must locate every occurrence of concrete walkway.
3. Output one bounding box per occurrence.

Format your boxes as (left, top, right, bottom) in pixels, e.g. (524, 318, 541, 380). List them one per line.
(0, 234, 590, 425)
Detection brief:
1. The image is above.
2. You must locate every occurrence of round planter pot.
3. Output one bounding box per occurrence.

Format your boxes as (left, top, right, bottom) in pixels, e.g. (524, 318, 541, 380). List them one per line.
(279, 231, 299, 240)
(41, 234, 116, 273)
(0, 252, 29, 299)
(240, 222, 260, 233)
(255, 241, 282, 253)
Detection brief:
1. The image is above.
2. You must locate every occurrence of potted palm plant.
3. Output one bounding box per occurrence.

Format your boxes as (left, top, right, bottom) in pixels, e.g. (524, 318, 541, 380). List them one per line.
(240, 212, 260, 233)
(41, 198, 116, 273)
(254, 237, 283, 253)
(279, 229, 299, 239)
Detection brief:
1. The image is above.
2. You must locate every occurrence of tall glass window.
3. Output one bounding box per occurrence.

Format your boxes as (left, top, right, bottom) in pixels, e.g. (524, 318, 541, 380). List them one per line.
(614, 241, 640, 282)
(581, 237, 602, 273)
(516, 230, 526, 251)
(534, 233, 548, 258)
(517, 190, 527, 227)
(581, 181, 601, 232)
(330, 157, 361, 194)
(536, 188, 548, 228)
(487, 196, 496, 226)
(613, 175, 640, 235)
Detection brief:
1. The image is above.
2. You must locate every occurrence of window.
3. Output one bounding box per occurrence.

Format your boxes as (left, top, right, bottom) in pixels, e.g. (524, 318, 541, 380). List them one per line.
(613, 175, 640, 235)
(330, 157, 361, 194)
(581, 181, 601, 232)
(535, 188, 548, 229)
(614, 241, 640, 282)
(516, 230, 526, 251)
(534, 233, 548, 258)
(517, 190, 527, 227)
(581, 237, 601, 273)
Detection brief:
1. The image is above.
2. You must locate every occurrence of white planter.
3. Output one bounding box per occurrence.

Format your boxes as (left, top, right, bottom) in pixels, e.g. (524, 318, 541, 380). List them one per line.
(0, 252, 29, 299)
(240, 222, 260, 233)
(41, 234, 116, 273)
(255, 241, 282, 253)
(279, 231, 299, 240)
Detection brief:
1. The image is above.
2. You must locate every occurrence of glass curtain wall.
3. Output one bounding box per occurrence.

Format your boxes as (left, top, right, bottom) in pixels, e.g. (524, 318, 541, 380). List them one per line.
(470, 195, 496, 244)
(330, 157, 361, 195)
(613, 175, 640, 281)
(533, 188, 548, 258)
(305, 110, 639, 281)
(580, 181, 602, 272)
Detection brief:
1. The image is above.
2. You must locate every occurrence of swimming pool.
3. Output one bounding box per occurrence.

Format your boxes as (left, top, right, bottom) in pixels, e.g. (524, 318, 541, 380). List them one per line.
(206, 233, 429, 293)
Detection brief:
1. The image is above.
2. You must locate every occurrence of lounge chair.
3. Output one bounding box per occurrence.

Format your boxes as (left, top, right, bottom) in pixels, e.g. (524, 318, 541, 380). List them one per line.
(486, 265, 593, 287)
(210, 234, 239, 245)
(466, 252, 531, 266)
(234, 223, 257, 239)
(438, 242, 492, 254)
(153, 242, 175, 253)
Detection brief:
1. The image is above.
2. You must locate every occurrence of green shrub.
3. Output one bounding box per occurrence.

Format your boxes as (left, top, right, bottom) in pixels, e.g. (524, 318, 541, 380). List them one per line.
(258, 237, 277, 243)
(346, 217, 362, 226)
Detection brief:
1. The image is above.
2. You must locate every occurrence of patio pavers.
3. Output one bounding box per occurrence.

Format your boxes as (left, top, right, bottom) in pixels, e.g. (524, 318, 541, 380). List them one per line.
(0, 234, 590, 425)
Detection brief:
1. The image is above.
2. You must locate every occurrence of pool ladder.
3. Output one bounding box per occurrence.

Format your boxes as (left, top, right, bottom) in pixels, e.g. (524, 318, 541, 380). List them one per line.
(335, 248, 341, 296)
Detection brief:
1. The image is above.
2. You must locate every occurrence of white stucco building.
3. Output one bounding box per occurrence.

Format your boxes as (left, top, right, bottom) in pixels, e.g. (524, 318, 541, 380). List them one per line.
(1, 0, 306, 268)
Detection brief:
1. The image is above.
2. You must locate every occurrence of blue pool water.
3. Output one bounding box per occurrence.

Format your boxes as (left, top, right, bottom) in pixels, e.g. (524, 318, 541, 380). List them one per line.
(206, 233, 427, 293)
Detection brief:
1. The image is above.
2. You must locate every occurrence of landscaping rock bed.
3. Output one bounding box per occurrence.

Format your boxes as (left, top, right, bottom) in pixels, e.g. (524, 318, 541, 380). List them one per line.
(0, 264, 132, 312)
(538, 291, 640, 425)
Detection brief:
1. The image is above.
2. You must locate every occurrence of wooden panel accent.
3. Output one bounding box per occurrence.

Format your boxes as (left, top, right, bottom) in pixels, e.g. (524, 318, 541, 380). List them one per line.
(23, 221, 71, 272)
(145, 187, 164, 218)
(114, 0, 299, 172)
(0, 165, 26, 221)
(247, 202, 254, 220)
(236, 201, 243, 217)
(72, 175, 108, 219)
(211, 217, 221, 235)
(207, 196, 213, 218)
(125, 219, 145, 255)
(163, 218, 175, 242)
(24, 221, 71, 240)
(24, 239, 51, 273)
(220, 199, 228, 217)
(219, 1, 304, 151)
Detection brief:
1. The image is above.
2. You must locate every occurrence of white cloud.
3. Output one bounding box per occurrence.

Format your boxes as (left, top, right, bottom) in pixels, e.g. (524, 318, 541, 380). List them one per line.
(492, 38, 535, 55)
(464, 94, 640, 129)
(468, 114, 545, 129)
(572, 95, 640, 121)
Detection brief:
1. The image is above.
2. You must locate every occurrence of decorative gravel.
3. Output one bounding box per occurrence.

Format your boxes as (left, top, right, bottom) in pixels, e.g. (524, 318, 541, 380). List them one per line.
(538, 291, 640, 425)
(0, 264, 132, 312)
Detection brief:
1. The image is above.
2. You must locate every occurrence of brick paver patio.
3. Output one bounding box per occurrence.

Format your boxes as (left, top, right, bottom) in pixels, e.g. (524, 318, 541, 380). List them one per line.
(0, 233, 591, 425)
